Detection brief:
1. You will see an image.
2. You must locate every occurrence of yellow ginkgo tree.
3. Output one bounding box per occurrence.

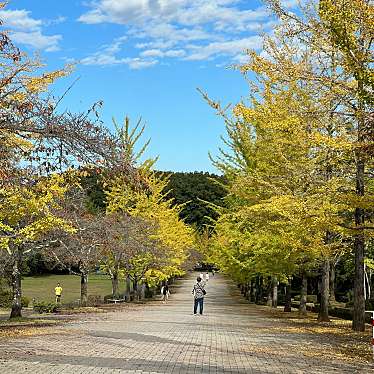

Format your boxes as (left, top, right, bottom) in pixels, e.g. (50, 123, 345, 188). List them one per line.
(0, 174, 73, 318)
(104, 117, 194, 295)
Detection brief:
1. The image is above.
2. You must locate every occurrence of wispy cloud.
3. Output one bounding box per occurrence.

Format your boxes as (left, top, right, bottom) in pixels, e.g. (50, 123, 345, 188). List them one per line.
(79, 38, 158, 69)
(280, 0, 300, 8)
(185, 36, 263, 61)
(0, 9, 63, 52)
(78, 0, 298, 69)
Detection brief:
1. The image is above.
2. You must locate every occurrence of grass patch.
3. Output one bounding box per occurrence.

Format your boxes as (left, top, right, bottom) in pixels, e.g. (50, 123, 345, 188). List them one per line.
(21, 274, 124, 304)
(0, 317, 64, 339)
(0, 317, 60, 326)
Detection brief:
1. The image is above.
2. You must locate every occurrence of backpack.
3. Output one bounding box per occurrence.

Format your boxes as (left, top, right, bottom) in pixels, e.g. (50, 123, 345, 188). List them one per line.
(196, 283, 206, 295)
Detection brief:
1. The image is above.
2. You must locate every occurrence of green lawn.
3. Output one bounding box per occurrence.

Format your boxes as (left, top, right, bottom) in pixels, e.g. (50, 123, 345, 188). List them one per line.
(22, 274, 125, 304)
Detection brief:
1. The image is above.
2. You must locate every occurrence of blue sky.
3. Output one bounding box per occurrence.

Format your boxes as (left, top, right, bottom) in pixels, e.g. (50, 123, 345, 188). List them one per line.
(0, 0, 298, 172)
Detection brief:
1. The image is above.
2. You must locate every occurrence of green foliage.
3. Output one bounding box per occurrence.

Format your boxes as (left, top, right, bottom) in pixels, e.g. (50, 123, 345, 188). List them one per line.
(0, 289, 29, 308)
(22, 296, 30, 307)
(33, 301, 60, 313)
(82, 169, 227, 230)
(80, 170, 107, 213)
(23, 252, 50, 276)
(0, 289, 12, 307)
(158, 171, 226, 230)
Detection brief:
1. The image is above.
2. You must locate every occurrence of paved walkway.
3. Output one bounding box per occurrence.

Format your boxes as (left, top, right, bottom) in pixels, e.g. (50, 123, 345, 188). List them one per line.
(0, 273, 370, 373)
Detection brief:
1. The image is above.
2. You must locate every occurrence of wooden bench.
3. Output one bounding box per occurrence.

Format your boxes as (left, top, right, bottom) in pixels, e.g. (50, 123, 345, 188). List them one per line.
(107, 298, 126, 304)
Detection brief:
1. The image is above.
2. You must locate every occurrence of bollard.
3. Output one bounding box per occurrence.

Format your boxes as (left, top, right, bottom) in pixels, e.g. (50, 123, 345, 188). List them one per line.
(365, 311, 374, 359)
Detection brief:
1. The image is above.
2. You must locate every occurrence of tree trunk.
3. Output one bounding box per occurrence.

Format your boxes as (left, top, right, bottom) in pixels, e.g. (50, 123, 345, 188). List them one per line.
(258, 276, 264, 303)
(133, 276, 139, 300)
(266, 278, 273, 307)
(353, 230, 365, 331)
(80, 272, 88, 307)
(352, 49, 366, 331)
(299, 272, 307, 315)
(246, 283, 250, 300)
(10, 246, 22, 319)
(329, 261, 336, 303)
(255, 276, 260, 304)
(272, 277, 278, 308)
(111, 273, 119, 298)
(140, 283, 146, 299)
(125, 275, 131, 301)
(352, 160, 365, 331)
(318, 260, 330, 322)
(284, 281, 292, 312)
(250, 279, 255, 302)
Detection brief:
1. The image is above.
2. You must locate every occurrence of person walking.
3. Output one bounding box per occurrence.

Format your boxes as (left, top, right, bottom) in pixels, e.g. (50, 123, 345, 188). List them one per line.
(205, 272, 210, 282)
(55, 283, 62, 303)
(161, 284, 170, 303)
(192, 276, 206, 315)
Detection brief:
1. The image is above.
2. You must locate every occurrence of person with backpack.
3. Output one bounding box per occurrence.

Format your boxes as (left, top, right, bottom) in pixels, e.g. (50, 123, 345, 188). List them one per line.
(192, 276, 206, 315)
(161, 284, 170, 303)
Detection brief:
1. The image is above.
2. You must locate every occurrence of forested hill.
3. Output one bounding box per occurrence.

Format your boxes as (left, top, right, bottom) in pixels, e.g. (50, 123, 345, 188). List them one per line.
(83, 170, 227, 230)
(157, 171, 227, 230)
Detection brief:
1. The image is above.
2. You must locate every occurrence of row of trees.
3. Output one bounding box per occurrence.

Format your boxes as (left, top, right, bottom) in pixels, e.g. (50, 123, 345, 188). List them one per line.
(0, 3, 194, 318)
(205, 0, 373, 331)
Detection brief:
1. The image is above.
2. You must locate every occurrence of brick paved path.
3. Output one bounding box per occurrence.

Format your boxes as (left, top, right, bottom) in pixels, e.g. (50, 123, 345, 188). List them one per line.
(0, 273, 371, 373)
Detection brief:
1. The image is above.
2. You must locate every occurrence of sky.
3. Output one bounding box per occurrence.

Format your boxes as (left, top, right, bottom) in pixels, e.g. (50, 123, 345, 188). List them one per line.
(0, 0, 298, 172)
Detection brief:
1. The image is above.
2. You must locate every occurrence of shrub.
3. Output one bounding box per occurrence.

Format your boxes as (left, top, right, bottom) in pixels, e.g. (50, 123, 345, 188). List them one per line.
(0, 289, 29, 308)
(21, 296, 30, 307)
(306, 295, 317, 304)
(33, 301, 60, 313)
(0, 289, 12, 307)
(145, 288, 153, 298)
(87, 295, 103, 306)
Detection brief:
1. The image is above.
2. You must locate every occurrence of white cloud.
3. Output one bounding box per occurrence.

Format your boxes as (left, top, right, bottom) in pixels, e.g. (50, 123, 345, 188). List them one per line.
(185, 36, 262, 61)
(12, 31, 62, 52)
(165, 49, 186, 58)
(79, 1, 270, 30)
(80, 39, 158, 69)
(232, 53, 250, 64)
(81, 53, 158, 69)
(280, 0, 299, 8)
(140, 48, 186, 58)
(45, 16, 67, 26)
(127, 58, 158, 70)
(79, 0, 187, 25)
(140, 49, 165, 58)
(78, 1, 280, 68)
(0, 9, 62, 52)
(0, 9, 41, 29)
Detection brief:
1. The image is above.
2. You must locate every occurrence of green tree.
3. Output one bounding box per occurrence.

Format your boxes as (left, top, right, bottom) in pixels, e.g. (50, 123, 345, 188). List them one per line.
(158, 171, 226, 230)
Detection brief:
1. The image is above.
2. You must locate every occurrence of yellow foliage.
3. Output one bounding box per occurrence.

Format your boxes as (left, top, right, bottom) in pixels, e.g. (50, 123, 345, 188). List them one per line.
(0, 174, 74, 254)
(105, 171, 193, 281)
